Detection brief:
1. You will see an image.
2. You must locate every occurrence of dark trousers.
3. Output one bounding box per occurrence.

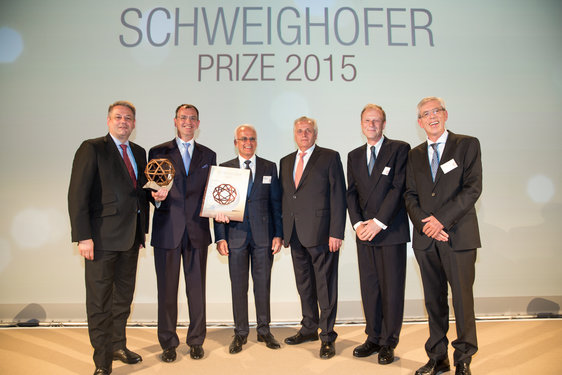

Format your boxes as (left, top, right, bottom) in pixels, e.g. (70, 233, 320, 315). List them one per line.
(154, 229, 207, 349)
(289, 228, 339, 342)
(228, 233, 273, 337)
(85, 245, 139, 370)
(357, 242, 407, 348)
(414, 242, 478, 365)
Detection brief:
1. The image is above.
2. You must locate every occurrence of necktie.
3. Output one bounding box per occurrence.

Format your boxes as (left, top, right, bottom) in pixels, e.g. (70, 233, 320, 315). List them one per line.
(244, 160, 253, 197)
(430, 143, 440, 181)
(120, 144, 137, 188)
(294, 152, 306, 188)
(368, 145, 376, 176)
(183, 142, 191, 175)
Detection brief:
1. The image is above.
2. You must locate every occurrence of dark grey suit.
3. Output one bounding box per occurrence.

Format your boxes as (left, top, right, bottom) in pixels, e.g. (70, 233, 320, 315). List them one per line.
(347, 137, 410, 348)
(279, 145, 346, 342)
(214, 156, 282, 337)
(404, 130, 482, 365)
(68, 134, 148, 370)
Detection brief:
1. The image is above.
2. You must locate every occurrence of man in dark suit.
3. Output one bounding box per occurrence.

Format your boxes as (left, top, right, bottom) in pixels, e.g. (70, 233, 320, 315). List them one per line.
(346, 104, 410, 365)
(279, 116, 347, 359)
(149, 104, 216, 362)
(68, 101, 149, 375)
(213, 124, 283, 354)
(405, 97, 482, 375)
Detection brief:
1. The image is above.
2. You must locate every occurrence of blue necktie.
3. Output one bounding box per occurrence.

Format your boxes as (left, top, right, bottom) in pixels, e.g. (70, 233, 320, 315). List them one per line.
(430, 143, 440, 181)
(368, 145, 376, 176)
(183, 142, 191, 175)
(245, 160, 253, 197)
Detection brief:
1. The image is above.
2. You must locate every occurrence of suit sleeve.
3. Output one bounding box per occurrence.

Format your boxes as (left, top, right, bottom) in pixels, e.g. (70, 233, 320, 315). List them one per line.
(68, 141, 96, 242)
(346, 152, 363, 227)
(376, 143, 410, 226)
(404, 149, 427, 234)
(269, 163, 283, 238)
(434, 137, 482, 230)
(329, 152, 347, 239)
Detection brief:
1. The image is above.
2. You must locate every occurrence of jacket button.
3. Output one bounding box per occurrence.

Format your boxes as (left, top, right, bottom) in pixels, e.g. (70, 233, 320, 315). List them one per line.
(431, 192, 436, 197)
(293, 195, 297, 199)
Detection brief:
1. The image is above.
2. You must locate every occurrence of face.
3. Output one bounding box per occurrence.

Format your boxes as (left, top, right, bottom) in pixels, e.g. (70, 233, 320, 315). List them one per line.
(234, 126, 257, 160)
(361, 108, 386, 143)
(294, 120, 317, 151)
(417, 100, 448, 141)
(107, 105, 135, 142)
(174, 107, 200, 141)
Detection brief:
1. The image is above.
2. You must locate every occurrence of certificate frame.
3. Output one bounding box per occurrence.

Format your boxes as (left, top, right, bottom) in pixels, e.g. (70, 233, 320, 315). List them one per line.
(200, 165, 250, 222)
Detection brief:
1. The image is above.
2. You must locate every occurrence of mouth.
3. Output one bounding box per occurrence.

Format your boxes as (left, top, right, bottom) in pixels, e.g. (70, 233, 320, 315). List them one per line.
(429, 121, 439, 126)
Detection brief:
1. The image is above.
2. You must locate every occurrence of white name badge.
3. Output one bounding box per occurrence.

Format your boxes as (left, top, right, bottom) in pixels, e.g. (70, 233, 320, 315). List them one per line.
(262, 176, 272, 184)
(382, 166, 391, 175)
(441, 159, 458, 174)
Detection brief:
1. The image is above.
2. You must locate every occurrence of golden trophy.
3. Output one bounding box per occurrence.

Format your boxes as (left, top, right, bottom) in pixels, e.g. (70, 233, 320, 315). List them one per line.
(144, 158, 175, 190)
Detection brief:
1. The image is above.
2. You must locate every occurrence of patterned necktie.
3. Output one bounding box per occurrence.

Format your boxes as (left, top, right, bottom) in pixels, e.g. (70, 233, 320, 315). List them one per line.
(368, 145, 376, 176)
(183, 142, 191, 175)
(120, 144, 137, 188)
(430, 143, 440, 181)
(294, 152, 306, 188)
(244, 160, 253, 197)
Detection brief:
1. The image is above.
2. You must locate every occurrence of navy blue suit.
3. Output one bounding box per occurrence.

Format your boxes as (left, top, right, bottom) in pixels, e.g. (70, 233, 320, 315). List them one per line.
(347, 137, 410, 348)
(149, 139, 216, 349)
(214, 156, 282, 337)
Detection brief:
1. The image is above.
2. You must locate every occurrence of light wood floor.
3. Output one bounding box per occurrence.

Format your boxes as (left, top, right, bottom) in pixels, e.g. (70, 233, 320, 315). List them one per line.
(1, 319, 561, 374)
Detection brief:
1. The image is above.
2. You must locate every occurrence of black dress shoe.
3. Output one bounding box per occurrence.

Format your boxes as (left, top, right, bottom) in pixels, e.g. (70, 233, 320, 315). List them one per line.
(378, 345, 394, 365)
(112, 348, 142, 364)
(455, 362, 471, 375)
(284, 331, 319, 345)
(229, 335, 247, 354)
(415, 358, 451, 375)
(319, 341, 335, 359)
(161, 347, 177, 362)
(353, 340, 381, 358)
(190, 344, 204, 359)
(257, 333, 281, 349)
(93, 367, 110, 375)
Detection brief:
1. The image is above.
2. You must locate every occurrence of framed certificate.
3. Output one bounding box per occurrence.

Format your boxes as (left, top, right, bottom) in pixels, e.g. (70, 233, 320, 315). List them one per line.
(200, 165, 250, 222)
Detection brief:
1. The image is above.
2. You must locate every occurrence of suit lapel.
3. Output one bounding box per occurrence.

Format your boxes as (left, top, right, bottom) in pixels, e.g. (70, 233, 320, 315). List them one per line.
(105, 134, 134, 188)
(252, 157, 266, 196)
(434, 131, 456, 185)
(285, 151, 298, 192)
(366, 138, 390, 197)
(166, 140, 185, 177)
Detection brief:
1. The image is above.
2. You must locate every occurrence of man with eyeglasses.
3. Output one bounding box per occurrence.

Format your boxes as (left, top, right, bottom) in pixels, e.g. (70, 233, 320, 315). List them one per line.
(346, 104, 411, 365)
(68, 101, 149, 375)
(213, 124, 283, 354)
(148, 104, 216, 362)
(279, 116, 347, 359)
(405, 97, 482, 375)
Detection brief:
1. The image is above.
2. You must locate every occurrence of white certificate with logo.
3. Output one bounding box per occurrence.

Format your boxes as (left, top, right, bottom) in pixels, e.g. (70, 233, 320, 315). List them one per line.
(200, 165, 250, 222)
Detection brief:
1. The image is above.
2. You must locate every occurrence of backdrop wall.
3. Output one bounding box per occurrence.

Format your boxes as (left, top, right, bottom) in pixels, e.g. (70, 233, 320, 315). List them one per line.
(1, 0, 561, 324)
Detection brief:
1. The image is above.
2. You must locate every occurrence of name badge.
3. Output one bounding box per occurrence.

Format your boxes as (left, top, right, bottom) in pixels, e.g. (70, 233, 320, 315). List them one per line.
(382, 166, 391, 176)
(262, 176, 272, 184)
(441, 159, 458, 174)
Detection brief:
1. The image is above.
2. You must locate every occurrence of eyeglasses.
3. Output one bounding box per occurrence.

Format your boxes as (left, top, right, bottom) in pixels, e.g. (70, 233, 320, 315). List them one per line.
(177, 115, 198, 121)
(237, 137, 256, 142)
(419, 108, 446, 119)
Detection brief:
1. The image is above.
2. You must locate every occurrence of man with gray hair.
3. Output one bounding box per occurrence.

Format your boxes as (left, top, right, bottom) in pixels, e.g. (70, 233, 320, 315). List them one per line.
(214, 124, 283, 354)
(405, 97, 482, 375)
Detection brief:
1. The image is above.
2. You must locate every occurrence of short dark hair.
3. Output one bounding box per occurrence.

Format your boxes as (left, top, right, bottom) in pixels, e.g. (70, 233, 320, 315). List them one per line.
(175, 104, 199, 119)
(108, 100, 136, 118)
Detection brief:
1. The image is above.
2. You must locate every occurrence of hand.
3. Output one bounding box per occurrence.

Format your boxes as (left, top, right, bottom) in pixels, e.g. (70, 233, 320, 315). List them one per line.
(152, 188, 169, 202)
(78, 239, 94, 260)
(328, 237, 342, 252)
(271, 237, 282, 254)
(434, 230, 449, 242)
(356, 220, 382, 241)
(421, 215, 445, 239)
(215, 212, 230, 223)
(216, 240, 229, 256)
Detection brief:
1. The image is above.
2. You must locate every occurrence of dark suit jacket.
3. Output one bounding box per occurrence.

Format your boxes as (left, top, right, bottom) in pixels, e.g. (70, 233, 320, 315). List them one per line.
(214, 156, 283, 248)
(68, 134, 149, 250)
(347, 137, 411, 246)
(404, 131, 482, 251)
(279, 145, 347, 248)
(149, 139, 216, 250)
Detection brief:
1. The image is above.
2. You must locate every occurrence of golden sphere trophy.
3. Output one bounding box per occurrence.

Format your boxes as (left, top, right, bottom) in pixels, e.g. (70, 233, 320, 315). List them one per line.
(144, 158, 175, 190)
